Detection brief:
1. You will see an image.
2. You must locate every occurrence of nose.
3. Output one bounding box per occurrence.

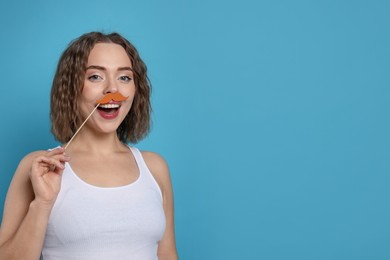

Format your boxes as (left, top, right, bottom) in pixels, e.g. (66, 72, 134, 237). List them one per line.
(103, 77, 118, 94)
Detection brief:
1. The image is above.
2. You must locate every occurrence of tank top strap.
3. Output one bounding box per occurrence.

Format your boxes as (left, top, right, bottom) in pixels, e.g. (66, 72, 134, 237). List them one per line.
(128, 146, 163, 200)
(128, 146, 144, 169)
(128, 146, 148, 176)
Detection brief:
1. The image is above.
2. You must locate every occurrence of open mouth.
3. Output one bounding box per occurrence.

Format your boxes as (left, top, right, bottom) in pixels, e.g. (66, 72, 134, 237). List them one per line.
(96, 103, 121, 119)
(97, 103, 121, 114)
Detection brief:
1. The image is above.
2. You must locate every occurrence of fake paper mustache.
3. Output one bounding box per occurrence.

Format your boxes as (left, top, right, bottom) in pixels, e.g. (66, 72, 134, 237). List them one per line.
(96, 92, 128, 104)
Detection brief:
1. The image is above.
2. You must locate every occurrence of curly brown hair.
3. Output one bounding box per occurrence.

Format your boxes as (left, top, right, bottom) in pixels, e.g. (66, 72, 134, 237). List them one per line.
(50, 32, 152, 144)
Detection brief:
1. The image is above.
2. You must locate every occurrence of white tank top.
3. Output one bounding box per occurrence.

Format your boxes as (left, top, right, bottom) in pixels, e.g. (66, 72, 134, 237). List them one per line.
(42, 146, 166, 260)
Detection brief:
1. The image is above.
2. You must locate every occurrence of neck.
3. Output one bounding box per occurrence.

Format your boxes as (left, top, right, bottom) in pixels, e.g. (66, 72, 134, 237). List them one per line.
(64, 127, 127, 155)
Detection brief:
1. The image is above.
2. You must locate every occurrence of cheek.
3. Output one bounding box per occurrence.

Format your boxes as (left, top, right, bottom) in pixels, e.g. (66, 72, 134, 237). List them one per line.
(82, 83, 103, 102)
(120, 95, 135, 118)
(123, 98, 134, 113)
(122, 84, 136, 98)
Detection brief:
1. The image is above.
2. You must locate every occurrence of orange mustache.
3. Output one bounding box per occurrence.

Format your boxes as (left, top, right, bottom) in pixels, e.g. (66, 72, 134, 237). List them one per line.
(96, 93, 128, 104)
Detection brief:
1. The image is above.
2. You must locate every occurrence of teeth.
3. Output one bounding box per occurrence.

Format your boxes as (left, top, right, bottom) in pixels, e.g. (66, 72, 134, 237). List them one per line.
(99, 104, 120, 109)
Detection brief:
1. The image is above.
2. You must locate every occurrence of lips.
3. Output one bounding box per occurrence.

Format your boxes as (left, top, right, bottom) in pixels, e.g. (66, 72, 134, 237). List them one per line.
(97, 102, 121, 119)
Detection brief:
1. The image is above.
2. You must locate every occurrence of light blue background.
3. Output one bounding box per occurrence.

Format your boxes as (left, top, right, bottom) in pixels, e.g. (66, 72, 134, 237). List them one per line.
(1, 0, 389, 259)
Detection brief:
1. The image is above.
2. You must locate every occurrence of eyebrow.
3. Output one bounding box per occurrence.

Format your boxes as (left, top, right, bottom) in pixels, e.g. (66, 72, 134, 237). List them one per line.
(86, 65, 133, 72)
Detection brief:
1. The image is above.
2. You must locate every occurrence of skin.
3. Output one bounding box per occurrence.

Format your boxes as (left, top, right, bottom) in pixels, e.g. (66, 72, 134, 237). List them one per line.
(0, 43, 178, 259)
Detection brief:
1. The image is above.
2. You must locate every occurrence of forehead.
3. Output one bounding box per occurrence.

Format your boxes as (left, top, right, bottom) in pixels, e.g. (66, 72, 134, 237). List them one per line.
(87, 43, 132, 67)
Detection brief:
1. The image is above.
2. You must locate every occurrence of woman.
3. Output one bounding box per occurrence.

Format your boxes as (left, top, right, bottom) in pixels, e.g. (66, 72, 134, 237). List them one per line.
(0, 32, 178, 259)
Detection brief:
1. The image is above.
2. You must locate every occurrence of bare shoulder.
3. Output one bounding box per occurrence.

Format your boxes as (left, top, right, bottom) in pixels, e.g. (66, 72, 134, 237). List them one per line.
(141, 151, 172, 191)
(16, 151, 47, 174)
(141, 151, 169, 172)
(3, 149, 48, 209)
(22, 150, 47, 162)
(7, 150, 47, 187)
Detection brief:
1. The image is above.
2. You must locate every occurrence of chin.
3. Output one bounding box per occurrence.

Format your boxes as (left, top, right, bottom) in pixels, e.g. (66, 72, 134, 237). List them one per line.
(97, 123, 122, 134)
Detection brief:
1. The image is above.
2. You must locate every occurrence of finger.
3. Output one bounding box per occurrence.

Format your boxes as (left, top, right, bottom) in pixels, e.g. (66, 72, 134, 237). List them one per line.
(49, 165, 56, 172)
(39, 156, 65, 171)
(51, 153, 71, 163)
(30, 156, 62, 179)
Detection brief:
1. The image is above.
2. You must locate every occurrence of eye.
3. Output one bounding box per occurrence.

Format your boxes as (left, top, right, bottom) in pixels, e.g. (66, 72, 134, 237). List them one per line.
(88, 74, 103, 81)
(119, 75, 132, 82)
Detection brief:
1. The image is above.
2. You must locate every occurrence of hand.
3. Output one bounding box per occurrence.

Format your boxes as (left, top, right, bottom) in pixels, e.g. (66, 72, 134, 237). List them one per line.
(29, 147, 70, 209)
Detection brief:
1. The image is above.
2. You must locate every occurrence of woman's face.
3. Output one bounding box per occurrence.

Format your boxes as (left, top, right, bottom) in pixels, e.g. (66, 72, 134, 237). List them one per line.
(80, 43, 135, 135)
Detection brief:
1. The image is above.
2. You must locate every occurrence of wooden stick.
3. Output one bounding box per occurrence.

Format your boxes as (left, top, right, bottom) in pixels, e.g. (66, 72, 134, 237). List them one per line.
(64, 103, 100, 150)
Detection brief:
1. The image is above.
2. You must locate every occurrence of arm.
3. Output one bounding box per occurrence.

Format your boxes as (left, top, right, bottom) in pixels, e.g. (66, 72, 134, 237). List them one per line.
(0, 148, 69, 260)
(142, 152, 178, 260)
